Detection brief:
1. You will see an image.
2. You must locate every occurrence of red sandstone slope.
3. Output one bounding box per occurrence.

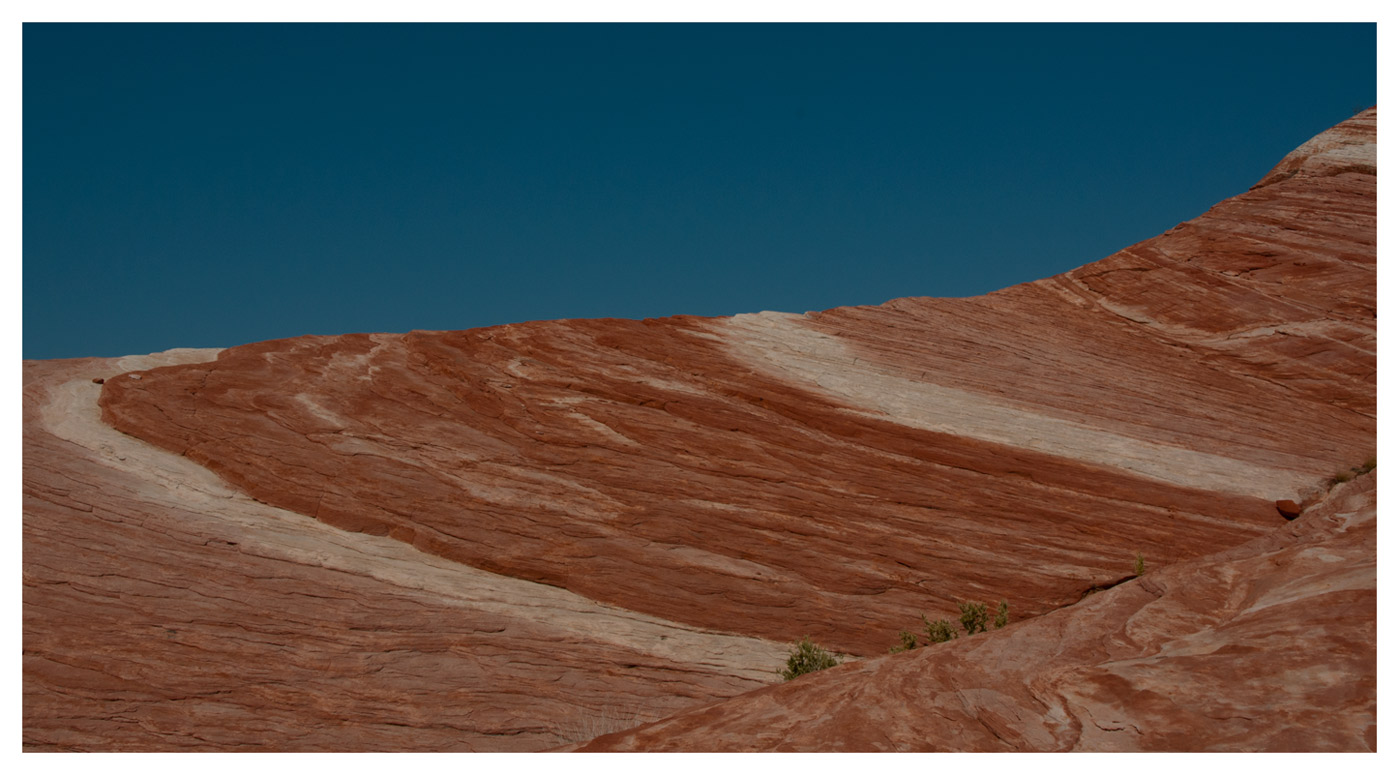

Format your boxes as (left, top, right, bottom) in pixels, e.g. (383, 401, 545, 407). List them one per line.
(24, 355, 787, 751)
(24, 108, 1374, 752)
(578, 108, 1375, 752)
(98, 110, 1375, 661)
(579, 471, 1376, 752)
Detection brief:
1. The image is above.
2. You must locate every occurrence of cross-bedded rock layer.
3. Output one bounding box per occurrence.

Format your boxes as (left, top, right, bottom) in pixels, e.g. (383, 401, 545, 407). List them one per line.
(97, 111, 1375, 659)
(26, 108, 1375, 751)
(577, 471, 1377, 752)
(24, 354, 786, 751)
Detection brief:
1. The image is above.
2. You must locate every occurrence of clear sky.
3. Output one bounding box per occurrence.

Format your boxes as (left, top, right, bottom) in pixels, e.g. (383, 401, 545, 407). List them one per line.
(22, 22, 1377, 360)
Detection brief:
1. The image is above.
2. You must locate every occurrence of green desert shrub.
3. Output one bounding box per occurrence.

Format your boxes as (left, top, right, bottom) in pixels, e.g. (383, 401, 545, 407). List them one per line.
(923, 615, 959, 644)
(780, 636, 839, 680)
(890, 599, 1010, 653)
(889, 630, 920, 654)
(1133, 553, 1146, 577)
(958, 601, 989, 635)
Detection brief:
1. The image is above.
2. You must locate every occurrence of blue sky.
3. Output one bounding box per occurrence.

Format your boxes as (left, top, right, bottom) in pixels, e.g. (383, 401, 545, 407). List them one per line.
(22, 23, 1376, 360)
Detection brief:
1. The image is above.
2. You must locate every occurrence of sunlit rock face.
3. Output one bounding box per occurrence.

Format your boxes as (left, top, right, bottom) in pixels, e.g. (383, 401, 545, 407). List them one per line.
(576, 471, 1376, 752)
(24, 354, 788, 752)
(25, 108, 1373, 751)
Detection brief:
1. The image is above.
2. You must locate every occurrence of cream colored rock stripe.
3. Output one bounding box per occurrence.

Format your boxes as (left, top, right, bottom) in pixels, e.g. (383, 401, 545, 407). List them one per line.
(719, 311, 1311, 502)
(41, 348, 787, 680)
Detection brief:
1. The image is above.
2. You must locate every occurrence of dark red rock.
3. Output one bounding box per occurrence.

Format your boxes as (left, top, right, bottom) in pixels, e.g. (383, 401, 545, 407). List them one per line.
(1276, 499, 1303, 519)
(98, 111, 1374, 660)
(25, 108, 1376, 751)
(23, 356, 786, 751)
(579, 473, 1377, 752)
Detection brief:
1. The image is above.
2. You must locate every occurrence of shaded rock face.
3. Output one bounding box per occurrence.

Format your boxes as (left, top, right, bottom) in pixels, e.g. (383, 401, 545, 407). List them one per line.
(25, 108, 1374, 751)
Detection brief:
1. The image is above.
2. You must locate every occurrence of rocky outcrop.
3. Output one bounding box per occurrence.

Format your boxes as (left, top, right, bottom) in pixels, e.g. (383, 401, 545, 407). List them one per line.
(25, 108, 1374, 751)
(24, 355, 786, 751)
(97, 111, 1374, 659)
(578, 471, 1376, 751)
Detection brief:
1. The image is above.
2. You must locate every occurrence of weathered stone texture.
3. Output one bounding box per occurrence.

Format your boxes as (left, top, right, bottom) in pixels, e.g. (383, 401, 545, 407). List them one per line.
(24, 356, 785, 751)
(579, 472, 1376, 752)
(24, 108, 1375, 751)
(99, 112, 1373, 658)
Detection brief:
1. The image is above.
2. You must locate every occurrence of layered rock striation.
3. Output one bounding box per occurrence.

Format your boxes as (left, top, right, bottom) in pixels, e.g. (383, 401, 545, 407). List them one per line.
(25, 108, 1375, 751)
(25, 354, 786, 751)
(579, 471, 1377, 752)
(98, 111, 1375, 656)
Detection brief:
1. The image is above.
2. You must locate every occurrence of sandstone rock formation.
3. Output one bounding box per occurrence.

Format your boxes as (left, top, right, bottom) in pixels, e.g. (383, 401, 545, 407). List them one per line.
(24, 108, 1374, 751)
(577, 471, 1376, 751)
(24, 354, 786, 751)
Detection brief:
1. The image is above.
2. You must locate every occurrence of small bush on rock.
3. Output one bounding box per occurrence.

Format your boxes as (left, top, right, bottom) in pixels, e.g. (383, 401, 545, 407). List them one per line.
(781, 636, 839, 680)
(958, 601, 989, 635)
(1330, 456, 1377, 487)
(889, 598, 1010, 653)
(889, 630, 920, 653)
(923, 615, 959, 644)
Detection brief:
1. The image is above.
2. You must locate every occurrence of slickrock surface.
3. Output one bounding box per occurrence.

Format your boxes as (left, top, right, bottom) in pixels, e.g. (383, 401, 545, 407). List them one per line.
(97, 111, 1375, 660)
(25, 108, 1374, 751)
(24, 355, 786, 751)
(579, 471, 1377, 752)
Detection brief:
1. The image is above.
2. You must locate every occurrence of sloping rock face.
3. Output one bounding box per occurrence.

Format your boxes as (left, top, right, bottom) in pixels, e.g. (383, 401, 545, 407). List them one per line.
(579, 471, 1376, 752)
(24, 354, 786, 751)
(97, 111, 1375, 660)
(25, 108, 1374, 751)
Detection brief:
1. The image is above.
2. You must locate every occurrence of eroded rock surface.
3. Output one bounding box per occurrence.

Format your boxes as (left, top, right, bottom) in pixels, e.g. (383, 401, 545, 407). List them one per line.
(578, 472, 1376, 752)
(97, 112, 1375, 659)
(24, 355, 786, 751)
(25, 108, 1375, 751)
